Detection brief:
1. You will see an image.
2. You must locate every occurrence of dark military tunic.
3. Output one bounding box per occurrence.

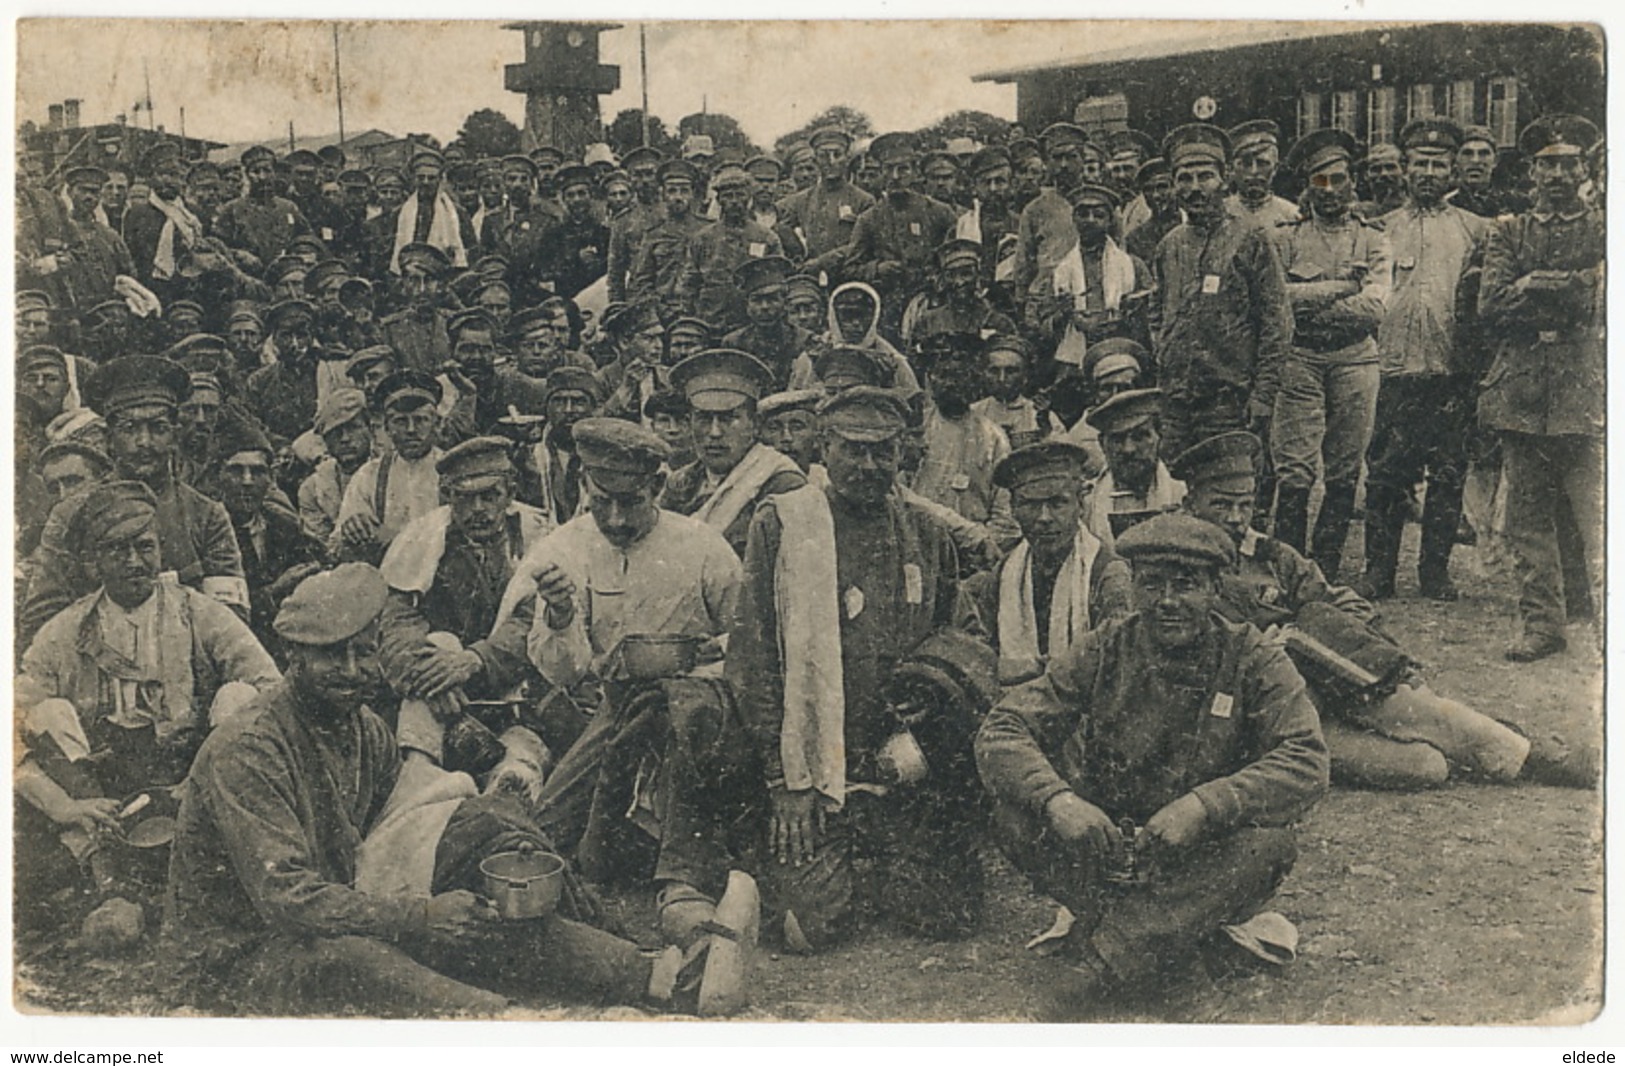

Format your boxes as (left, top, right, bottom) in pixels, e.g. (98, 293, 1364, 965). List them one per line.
(681, 218, 785, 331)
(213, 194, 311, 268)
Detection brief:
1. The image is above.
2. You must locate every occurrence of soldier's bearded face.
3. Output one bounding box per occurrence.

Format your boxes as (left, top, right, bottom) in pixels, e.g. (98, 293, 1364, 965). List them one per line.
(108, 403, 178, 483)
(1132, 561, 1217, 653)
(292, 623, 384, 716)
(1101, 419, 1160, 495)
(323, 417, 373, 471)
(663, 181, 695, 216)
(1306, 162, 1354, 219)
(1404, 151, 1451, 205)
(92, 527, 161, 610)
(975, 167, 1011, 208)
(448, 476, 513, 544)
(605, 183, 634, 214)
(823, 434, 899, 509)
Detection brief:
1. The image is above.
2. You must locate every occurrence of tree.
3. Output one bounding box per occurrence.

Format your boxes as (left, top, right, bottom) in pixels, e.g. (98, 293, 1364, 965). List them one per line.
(607, 108, 677, 158)
(455, 108, 522, 159)
(677, 112, 758, 158)
(913, 110, 1011, 151)
(774, 105, 875, 155)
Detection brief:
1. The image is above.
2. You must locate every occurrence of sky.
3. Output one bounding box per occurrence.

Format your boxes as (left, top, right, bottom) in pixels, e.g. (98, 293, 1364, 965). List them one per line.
(16, 18, 1373, 150)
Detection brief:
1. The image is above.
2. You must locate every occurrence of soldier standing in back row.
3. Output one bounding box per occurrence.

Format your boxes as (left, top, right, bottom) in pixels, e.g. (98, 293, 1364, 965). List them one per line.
(1476, 114, 1605, 663)
(1149, 124, 1293, 463)
(1269, 128, 1390, 581)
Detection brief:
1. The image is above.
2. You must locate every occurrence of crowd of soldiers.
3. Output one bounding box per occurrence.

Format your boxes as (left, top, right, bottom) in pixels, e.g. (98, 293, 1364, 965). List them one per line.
(12, 104, 1603, 1020)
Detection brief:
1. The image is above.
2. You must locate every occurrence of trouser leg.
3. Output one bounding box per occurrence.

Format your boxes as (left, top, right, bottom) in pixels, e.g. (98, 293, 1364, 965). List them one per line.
(1500, 433, 1566, 640)
(530, 707, 619, 859)
(997, 804, 1298, 990)
(1270, 353, 1327, 493)
(1324, 719, 1449, 790)
(1353, 684, 1529, 781)
(653, 686, 759, 902)
(1556, 435, 1605, 628)
(1312, 360, 1379, 581)
(233, 934, 509, 1017)
(1360, 378, 1422, 594)
(1416, 378, 1471, 594)
(1088, 828, 1298, 989)
(419, 914, 652, 1007)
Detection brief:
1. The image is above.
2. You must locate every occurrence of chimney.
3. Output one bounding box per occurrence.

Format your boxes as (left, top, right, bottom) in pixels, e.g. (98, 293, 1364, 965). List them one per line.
(63, 98, 81, 128)
(48, 104, 63, 130)
(116, 113, 127, 126)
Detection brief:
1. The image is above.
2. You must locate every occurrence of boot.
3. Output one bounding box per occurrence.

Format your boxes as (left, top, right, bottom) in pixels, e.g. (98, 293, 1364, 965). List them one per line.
(1353, 485, 1405, 600)
(1310, 479, 1358, 583)
(1418, 478, 1465, 601)
(1272, 486, 1312, 555)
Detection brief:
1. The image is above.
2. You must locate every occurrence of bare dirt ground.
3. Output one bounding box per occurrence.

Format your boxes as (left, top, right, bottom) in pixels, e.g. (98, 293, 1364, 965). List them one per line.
(15, 528, 1604, 1026)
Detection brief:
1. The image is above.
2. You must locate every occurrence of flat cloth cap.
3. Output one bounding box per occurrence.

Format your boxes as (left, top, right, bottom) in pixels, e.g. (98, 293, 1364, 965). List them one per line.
(1115, 510, 1236, 570)
(994, 439, 1091, 490)
(437, 435, 514, 488)
(216, 417, 274, 461)
(1085, 386, 1163, 433)
(543, 365, 602, 404)
(968, 145, 1012, 178)
(1135, 157, 1171, 185)
(573, 417, 670, 492)
(240, 145, 276, 166)
(670, 349, 774, 411)
(37, 438, 112, 475)
(1083, 337, 1146, 383)
(785, 275, 825, 302)
(734, 255, 794, 294)
(936, 238, 983, 269)
(817, 385, 909, 442)
(1040, 123, 1090, 152)
(375, 368, 443, 412)
(555, 164, 595, 191)
(809, 127, 854, 152)
(1285, 128, 1357, 176)
(346, 345, 397, 380)
(1068, 182, 1121, 209)
(868, 132, 920, 165)
(72, 481, 158, 551)
(1399, 118, 1464, 154)
(1106, 129, 1156, 160)
(710, 163, 752, 191)
(274, 562, 390, 646)
(1229, 119, 1282, 155)
(621, 146, 664, 169)
(667, 316, 713, 343)
(759, 388, 825, 420)
(1169, 431, 1263, 489)
(1362, 143, 1403, 167)
(19, 344, 67, 371)
(285, 149, 321, 169)
(1163, 124, 1232, 169)
(167, 333, 232, 367)
(264, 298, 316, 332)
(66, 165, 109, 188)
(658, 159, 701, 186)
(814, 345, 892, 390)
(84, 355, 192, 415)
(315, 386, 370, 435)
(18, 290, 53, 313)
(1519, 113, 1599, 159)
(447, 307, 500, 340)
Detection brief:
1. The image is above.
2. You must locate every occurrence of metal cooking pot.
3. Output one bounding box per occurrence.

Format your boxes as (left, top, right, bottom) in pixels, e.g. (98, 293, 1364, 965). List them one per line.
(618, 633, 701, 681)
(478, 842, 566, 920)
